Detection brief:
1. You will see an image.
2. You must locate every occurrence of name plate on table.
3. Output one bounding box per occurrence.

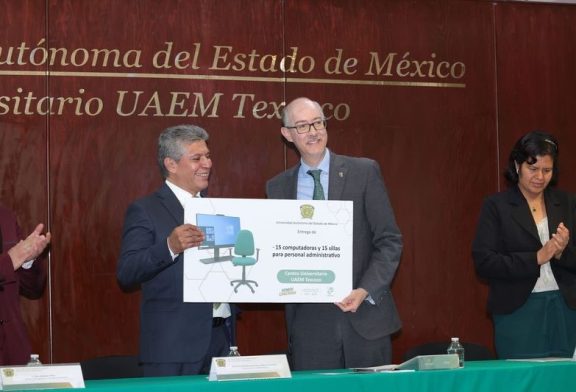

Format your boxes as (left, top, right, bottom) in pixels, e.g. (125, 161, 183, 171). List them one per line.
(208, 354, 291, 381)
(352, 354, 460, 372)
(0, 364, 85, 390)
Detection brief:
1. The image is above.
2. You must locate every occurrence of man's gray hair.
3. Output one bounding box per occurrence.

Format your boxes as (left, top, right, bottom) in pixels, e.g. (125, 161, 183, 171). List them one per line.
(157, 124, 209, 178)
(281, 97, 325, 127)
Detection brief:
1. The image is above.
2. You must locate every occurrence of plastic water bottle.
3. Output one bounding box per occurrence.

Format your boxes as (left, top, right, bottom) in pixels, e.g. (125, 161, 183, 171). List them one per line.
(27, 354, 42, 366)
(228, 346, 241, 357)
(447, 337, 465, 367)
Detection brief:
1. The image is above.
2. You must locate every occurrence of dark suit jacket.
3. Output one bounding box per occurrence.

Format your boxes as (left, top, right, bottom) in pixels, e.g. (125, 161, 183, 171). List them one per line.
(117, 184, 219, 364)
(0, 205, 46, 366)
(266, 152, 403, 339)
(472, 185, 576, 314)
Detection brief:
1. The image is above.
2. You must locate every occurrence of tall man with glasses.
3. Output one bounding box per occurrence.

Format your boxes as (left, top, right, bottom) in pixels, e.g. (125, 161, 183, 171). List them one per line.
(266, 97, 403, 370)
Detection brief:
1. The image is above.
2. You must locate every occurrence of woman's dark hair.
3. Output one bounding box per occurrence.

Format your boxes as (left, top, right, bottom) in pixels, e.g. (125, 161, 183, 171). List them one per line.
(505, 130, 559, 186)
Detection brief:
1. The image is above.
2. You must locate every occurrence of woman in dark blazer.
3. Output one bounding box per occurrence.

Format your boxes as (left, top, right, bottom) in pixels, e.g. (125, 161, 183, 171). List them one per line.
(472, 131, 576, 359)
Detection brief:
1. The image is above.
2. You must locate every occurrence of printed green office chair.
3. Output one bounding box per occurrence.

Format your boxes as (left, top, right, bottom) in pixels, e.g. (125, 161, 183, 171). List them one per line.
(230, 230, 259, 293)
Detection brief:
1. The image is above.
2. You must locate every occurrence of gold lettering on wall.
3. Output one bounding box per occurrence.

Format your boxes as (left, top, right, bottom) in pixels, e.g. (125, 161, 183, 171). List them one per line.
(0, 39, 468, 119)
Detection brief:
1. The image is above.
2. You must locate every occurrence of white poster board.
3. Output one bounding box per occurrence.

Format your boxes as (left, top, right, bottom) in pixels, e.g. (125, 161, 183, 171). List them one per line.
(183, 198, 353, 303)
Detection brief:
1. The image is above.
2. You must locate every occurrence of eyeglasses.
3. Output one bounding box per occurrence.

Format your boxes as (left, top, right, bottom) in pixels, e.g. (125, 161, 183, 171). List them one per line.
(285, 119, 327, 134)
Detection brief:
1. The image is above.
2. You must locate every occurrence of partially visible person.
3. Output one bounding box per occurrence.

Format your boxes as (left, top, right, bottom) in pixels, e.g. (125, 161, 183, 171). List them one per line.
(472, 130, 576, 359)
(0, 205, 51, 365)
(117, 124, 235, 377)
(266, 97, 403, 370)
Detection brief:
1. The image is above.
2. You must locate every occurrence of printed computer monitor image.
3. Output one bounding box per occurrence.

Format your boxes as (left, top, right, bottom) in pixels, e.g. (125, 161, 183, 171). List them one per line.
(196, 213, 241, 264)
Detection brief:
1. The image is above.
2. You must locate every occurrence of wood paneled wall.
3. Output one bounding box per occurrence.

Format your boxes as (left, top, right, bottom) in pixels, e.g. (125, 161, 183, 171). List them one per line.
(1, 0, 575, 364)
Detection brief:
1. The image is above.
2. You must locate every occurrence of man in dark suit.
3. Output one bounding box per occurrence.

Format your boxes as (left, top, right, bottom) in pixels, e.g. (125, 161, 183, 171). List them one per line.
(0, 205, 50, 366)
(266, 97, 403, 370)
(117, 124, 233, 377)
